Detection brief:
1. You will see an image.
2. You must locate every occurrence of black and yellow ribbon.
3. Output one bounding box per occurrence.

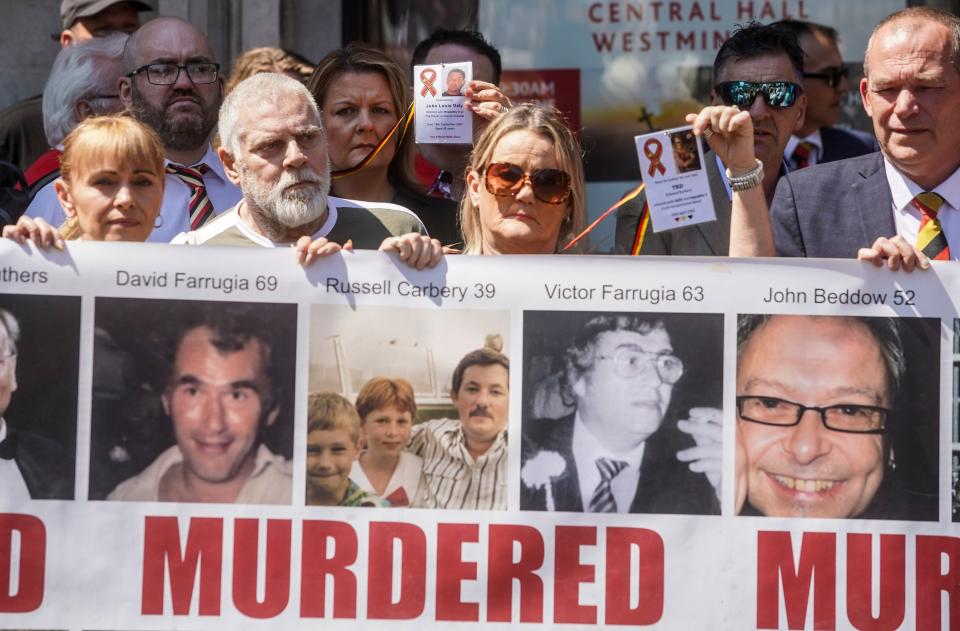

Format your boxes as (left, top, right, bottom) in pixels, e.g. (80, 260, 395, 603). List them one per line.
(560, 183, 646, 253)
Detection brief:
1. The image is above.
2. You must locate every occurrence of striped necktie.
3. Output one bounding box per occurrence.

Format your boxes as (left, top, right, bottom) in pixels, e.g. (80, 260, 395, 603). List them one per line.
(791, 142, 815, 170)
(588, 457, 628, 513)
(166, 163, 213, 229)
(913, 192, 950, 261)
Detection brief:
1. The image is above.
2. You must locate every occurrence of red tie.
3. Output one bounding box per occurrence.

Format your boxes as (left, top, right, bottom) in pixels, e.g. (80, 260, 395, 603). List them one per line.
(166, 163, 214, 229)
(791, 142, 815, 170)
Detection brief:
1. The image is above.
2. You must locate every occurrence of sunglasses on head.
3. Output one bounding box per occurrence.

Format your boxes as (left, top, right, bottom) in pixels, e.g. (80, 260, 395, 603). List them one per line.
(483, 162, 572, 205)
(714, 81, 802, 109)
(803, 64, 849, 88)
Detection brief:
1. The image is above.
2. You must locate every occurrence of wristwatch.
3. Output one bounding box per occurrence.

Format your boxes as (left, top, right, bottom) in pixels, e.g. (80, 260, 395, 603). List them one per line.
(726, 159, 764, 191)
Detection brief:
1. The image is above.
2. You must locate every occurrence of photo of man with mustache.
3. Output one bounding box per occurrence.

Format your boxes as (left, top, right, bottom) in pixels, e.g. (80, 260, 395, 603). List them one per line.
(408, 345, 509, 510)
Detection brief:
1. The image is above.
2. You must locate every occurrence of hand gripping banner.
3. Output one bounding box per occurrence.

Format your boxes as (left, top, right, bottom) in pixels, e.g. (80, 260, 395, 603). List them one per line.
(1, 242, 959, 630)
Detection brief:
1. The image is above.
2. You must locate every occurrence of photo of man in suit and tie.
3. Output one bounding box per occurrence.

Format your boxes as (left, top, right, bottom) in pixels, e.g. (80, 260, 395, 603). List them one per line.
(520, 312, 721, 515)
(0, 299, 80, 501)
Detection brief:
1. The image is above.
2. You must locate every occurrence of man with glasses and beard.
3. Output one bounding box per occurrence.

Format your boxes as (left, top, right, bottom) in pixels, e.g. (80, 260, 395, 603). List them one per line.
(615, 22, 806, 256)
(520, 315, 719, 515)
(113, 16, 240, 241)
(174, 72, 441, 269)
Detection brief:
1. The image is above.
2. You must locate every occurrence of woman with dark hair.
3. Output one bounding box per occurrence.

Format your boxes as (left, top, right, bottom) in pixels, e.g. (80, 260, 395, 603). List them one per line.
(307, 44, 460, 245)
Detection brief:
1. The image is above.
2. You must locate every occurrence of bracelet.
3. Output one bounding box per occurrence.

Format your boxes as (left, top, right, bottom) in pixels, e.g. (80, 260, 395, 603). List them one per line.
(726, 159, 764, 191)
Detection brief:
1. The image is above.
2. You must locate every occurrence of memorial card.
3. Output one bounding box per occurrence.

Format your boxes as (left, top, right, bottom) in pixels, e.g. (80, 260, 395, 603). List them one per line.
(635, 125, 716, 232)
(414, 61, 473, 144)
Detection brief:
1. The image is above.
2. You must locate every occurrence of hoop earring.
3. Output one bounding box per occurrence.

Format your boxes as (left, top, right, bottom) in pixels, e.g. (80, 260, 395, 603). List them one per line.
(154, 214, 163, 229)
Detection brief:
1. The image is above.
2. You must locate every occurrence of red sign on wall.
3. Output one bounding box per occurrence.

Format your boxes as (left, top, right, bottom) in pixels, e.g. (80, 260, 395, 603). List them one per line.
(499, 68, 581, 134)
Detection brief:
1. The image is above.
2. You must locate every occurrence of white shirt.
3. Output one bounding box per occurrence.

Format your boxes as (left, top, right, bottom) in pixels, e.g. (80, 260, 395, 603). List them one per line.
(107, 444, 292, 504)
(0, 420, 32, 503)
(171, 198, 337, 246)
(349, 451, 423, 507)
(785, 130, 824, 170)
(884, 158, 960, 261)
(572, 412, 646, 513)
(25, 145, 241, 243)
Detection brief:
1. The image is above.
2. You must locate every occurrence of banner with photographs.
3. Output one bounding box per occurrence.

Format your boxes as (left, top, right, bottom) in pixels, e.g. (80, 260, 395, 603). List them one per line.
(482, 0, 906, 249)
(0, 241, 959, 630)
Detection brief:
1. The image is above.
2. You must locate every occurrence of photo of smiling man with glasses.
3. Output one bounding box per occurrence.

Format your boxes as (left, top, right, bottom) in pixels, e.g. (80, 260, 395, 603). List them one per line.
(521, 312, 721, 515)
(735, 314, 939, 521)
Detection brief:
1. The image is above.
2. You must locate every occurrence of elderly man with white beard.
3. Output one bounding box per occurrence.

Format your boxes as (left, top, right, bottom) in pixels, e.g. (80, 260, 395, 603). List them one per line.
(174, 72, 441, 269)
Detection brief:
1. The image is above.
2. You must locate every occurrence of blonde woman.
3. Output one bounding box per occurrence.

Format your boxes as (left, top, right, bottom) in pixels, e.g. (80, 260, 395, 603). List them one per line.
(461, 103, 586, 254)
(4, 115, 164, 246)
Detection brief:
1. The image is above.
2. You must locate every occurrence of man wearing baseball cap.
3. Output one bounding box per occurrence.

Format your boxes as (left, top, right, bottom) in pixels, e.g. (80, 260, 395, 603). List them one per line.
(0, 1, 154, 172)
(59, 0, 153, 46)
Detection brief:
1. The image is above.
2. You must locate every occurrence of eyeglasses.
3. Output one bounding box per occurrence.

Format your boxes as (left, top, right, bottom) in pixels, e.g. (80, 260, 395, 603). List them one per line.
(596, 347, 684, 384)
(803, 65, 849, 88)
(714, 81, 802, 109)
(127, 62, 220, 86)
(83, 93, 120, 101)
(483, 162, 572, 205)
(736, 396, 889, 434)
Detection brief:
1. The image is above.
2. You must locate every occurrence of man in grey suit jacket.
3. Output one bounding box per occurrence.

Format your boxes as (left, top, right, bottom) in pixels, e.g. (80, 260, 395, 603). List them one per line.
(615, 22, 806, 255)
(771, 8, 960, 268)
(772, 152, 893, 257)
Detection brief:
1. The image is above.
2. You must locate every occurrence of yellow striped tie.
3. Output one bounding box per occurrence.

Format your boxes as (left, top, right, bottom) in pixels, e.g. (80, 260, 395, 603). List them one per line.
(913, 192, 950, 261)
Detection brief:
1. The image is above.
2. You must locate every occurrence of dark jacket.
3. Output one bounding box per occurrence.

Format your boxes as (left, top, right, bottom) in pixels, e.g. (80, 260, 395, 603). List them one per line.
(0, 425, 73, 499)
(819, 126, 879, 164)
(771, 152, 896, 258)
(520, 413, 719, 515)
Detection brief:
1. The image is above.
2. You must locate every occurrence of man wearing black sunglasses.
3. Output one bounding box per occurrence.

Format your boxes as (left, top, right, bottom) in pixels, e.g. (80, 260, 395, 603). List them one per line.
(615, 22, 805, 256)
(114, 16, 242, 241)
(775, 20, 877, 171)
(770, 8, 960, 270)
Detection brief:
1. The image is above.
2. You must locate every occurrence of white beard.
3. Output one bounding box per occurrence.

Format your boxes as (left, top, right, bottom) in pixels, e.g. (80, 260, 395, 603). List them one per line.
(241, 163, 331, 228)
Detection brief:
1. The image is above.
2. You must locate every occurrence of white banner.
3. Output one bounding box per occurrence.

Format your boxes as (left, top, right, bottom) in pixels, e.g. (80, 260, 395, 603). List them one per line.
(0, 241, 957, 630)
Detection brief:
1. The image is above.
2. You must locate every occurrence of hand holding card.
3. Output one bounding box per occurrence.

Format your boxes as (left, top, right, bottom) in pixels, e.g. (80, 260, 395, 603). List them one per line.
(685, 105, 756, 173)
(414, 61, 474, 144)
(634, 125, 716, 232)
